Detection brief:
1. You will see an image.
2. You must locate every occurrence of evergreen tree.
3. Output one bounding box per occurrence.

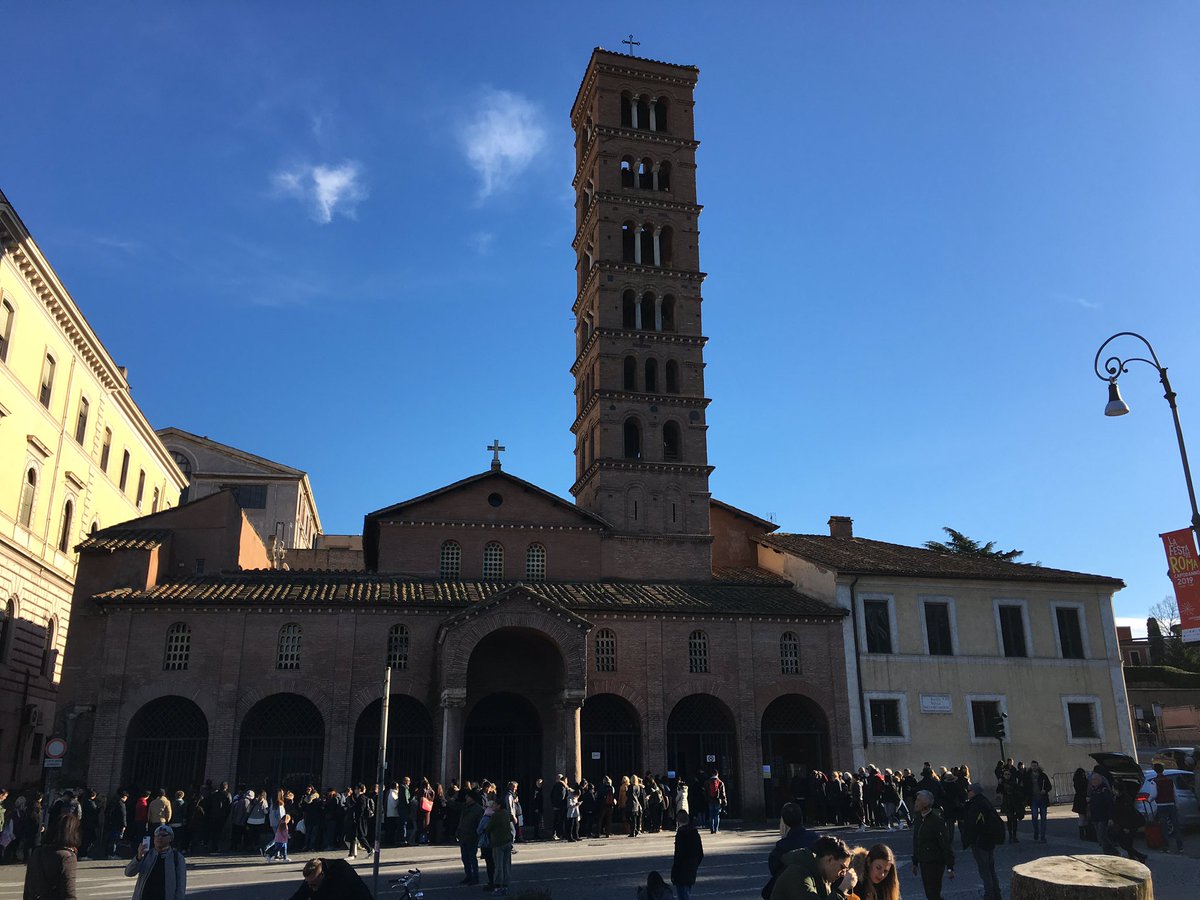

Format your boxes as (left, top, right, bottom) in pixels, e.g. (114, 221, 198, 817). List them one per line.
(923, 527, 1023, 561)
(1147, 616, 1165, 666)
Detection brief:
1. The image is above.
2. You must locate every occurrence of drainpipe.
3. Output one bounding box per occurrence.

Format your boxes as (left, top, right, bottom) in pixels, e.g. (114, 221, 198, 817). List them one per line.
(846, 576, 868, 749)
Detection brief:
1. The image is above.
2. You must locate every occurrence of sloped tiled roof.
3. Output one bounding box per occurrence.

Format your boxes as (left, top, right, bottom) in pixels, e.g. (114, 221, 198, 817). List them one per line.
(76, 529, 172, 553)
(91, 569, 843, 618)
(758, 533, 1123, 586)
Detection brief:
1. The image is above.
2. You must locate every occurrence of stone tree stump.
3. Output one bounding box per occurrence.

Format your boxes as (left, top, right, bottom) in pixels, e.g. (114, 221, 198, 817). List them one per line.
(1011, 855, 1152, 900)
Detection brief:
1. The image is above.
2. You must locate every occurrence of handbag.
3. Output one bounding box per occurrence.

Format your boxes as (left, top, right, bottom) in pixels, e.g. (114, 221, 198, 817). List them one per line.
(295, 819, 306, 835)
(420, 796, 433, 813)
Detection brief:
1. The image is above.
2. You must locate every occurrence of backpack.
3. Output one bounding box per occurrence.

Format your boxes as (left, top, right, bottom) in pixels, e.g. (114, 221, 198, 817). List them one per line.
(708, 779, 721, 800)
(986, 804, 1006, 846)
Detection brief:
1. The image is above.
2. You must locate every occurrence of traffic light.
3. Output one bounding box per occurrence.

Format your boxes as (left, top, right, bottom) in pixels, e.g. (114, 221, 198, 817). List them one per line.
(991, 714, 1008, 741)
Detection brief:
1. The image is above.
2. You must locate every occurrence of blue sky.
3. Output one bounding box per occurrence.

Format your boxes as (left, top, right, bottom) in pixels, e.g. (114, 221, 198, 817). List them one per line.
(6, 2, 1199, 631)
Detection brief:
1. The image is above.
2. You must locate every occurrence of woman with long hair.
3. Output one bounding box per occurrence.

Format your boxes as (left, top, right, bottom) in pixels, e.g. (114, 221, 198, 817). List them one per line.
(262, 789, 289, 862)
(847, 843, 898, 900)
(23, 812, 79, 899)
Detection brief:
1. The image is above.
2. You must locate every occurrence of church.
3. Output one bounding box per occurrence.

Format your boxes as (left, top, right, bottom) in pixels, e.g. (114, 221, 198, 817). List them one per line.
(54, 49, 854, 819)
(53, 47, 1134, 820)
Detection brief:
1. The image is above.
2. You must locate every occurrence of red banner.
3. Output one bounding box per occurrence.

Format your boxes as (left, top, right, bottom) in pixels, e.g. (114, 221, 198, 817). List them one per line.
(1161, 528, 1200, 643)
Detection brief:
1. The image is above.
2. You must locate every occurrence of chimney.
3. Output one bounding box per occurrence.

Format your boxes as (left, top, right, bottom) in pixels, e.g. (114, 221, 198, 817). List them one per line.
(828, 516, 853, 539)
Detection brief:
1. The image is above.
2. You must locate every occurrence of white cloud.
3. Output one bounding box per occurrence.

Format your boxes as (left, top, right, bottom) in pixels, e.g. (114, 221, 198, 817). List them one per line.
(1115, 616, 1148, 638)
(459, 88, 547, 201)
(468, 231, 495, 254)
(272, 161, 367, 224)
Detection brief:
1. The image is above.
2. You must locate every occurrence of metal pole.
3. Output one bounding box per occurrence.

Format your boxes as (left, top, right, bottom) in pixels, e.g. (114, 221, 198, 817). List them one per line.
(372, 667, 391, 897)
(1159, 367, 1200, 540)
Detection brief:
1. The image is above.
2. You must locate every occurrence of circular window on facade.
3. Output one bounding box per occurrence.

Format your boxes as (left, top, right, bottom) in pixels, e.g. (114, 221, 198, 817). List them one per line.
(488, 492, 504, 507)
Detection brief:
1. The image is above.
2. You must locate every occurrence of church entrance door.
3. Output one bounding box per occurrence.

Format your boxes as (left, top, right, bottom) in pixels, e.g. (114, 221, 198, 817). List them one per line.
(760, 694, 830, 819)
(581, 693, 641, 785)
(463, 692, 542, 794)
(666, 693, 739, 815)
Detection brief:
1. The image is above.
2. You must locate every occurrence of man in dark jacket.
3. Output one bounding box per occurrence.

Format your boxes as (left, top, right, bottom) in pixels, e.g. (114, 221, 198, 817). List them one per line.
(911, 790, 954, 900)
(671, 811, 704, 900)
(959, 783, 1002, 900)
(762, 802, 817, 900)
(104, 789, 129, 858)
(455, 791, 484, 885)
(550, 774, 568, 840)
(288, 857, 372, 899)
(202, 782, 232, 853)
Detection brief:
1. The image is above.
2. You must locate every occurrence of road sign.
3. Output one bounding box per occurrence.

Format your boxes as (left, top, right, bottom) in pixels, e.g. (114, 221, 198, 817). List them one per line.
(44, 737, 67, 760)
(43, 759, 63, 768)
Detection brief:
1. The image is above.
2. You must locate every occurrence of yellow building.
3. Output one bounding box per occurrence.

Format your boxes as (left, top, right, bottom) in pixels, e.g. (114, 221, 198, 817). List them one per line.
(0, 190, 186, 785)
(758, 518, 1135, 787)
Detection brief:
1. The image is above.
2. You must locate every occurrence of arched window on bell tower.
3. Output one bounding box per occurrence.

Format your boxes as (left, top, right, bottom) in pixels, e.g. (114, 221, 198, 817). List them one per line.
(665, 359, 680, 394)
(621, 92, 634, 127)
(623, 356, 637, 391)
(620, 157, 634, 189)
(640, 292, 655, 331)
(622, 290, 637, 329)
(638, 158, 653, 190)
(644, 358, 658, 393)
(659, 225, 674, 267)
(623, 418, 642, 459)
(658, 160, 671, 190)
(661, 294, 676, 331)
(655, 96, 670, 132)
(663, 421, 682, 461)
(622, 222, 637, 263)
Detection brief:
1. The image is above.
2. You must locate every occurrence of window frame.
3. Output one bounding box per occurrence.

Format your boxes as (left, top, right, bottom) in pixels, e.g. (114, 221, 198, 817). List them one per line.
(38, 352, 56, 408)
(387, 624, 409, 671)
(993, 598, 1032, 658)
(163, 622, 192, 671)
(0, 297, 14, 363)
(439, 540, 461, 579)
(779, 630, 801, 675)
(276, 622, 302, 670)
(965, 693, 1009, 744)
(919, 595, 958, 656)
(687, 629, 709, 674)
(863, 691, 909, 744)
(74, 395, 89, 445)
(17, 463, 38, 529)
(525, 543, 547, 581)
(1051, 601, 1089, 660)
(858, 593, 897, 655)
(1062, 695, 1104, 744)
(594, 628, 617, 673)
(57, 496, 75, 553)
(482, 541, 504, 581)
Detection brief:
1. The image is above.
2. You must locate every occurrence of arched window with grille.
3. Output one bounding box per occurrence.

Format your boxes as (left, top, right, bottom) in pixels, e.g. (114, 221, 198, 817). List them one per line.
(164, 623, 192, 671)
(439, 540, 461, 579)
(687, 629, 709, 673)
(780, 631, 801, 675)
(42, 616, 58, 679)
(483, 542, 504, 581)
(277, 623, 302, 670)
(387, 624, 409, 670)
(525, 543, 546, 581)
(595, 628, 617, 672)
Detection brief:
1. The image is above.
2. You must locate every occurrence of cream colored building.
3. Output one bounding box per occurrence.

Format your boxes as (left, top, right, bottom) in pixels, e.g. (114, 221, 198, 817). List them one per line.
(156, 427, 322, 554)
(0, 190, 186, 785)
(757, 518, 1135, 784)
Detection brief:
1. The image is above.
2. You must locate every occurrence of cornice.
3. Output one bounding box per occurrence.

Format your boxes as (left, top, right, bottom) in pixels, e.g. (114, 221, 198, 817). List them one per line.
(570, 459, 715, 497)
(570, 328, 708, 377)
(573, 192, 703, 251)
(573, 262, 706, 316)
(572, 56, 698, 127)
(381, 520, 603, 534)
(571, 389, 711, 435)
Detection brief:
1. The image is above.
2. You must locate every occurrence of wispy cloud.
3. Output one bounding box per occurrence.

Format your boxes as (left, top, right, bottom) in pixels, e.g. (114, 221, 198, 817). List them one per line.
(468, 231, 495, 254)
(91, 235, 145, 254)
(272, 161, 367, 224)
(459, 88, 547, 201)
(1051, 291, 1100, 311)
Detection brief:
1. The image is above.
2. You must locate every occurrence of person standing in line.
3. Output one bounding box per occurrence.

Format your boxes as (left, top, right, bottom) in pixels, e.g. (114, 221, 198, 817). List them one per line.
(529, 779, 543, 840)
(263, 790, 290, 862)
(1027, 761, 1052, 843)
(706, 771, 728, 835)
(132, 791, 151, 846)
(383, 782, 401, 847)
(147, 789, 173, 834)
(670, 812, 704, 900)
(168, 791, 189, 853)
(911, 790, 954, 900)
(1151, 763, 1184, 854)
(565, 788, 581, 841)
(105, 789, 130, 859)
(455, 791, 483, 885)
(78, 790, 100, 859)
(959, 782, 1003, 900)
(124, 824, 187, 900)
(486, 795, 517, 897)
(397, 776, 413, 846)
(672, 780, 690, 834)
(627, 776, 644, 838)
(23, 812, 80, 900)
(550, 774, 568, 841)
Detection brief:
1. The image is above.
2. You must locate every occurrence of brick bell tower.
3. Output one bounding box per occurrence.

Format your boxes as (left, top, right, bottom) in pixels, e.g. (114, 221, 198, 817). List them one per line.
(569, 48, 714, 579)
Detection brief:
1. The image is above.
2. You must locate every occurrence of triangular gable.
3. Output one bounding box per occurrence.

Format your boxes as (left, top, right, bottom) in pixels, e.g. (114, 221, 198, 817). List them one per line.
(157, 427, 306, 477)
(438, 583, 594, 634)
(710, 497, 778, 533)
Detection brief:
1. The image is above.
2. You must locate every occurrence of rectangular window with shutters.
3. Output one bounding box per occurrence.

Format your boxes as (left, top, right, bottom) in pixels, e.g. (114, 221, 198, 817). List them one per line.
(1055, 605, 1086, 659)
(868, 698, 903, 738)
(970, 699, 1002, 739)
(74, 396, 89, 444)
(100, 429, 112, 473)
(863, 598, 893, 654)
(924, 601, 954, 656)
(1066, 699, 1101, 740)
(997, 604, 1028, 657)
(39, 355, 55, 408)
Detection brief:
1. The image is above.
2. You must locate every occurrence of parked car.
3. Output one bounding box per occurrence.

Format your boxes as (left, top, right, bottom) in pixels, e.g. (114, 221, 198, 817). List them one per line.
(1090, 752, 1200, 833)
(1151, 747, 1197, 772)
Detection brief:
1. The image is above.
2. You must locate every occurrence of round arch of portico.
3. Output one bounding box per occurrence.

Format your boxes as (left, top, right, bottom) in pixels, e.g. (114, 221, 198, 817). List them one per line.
(118, 683, 220, 737)
(662, 678, 740, 718)
(586, 681, 650, 732)
(232, 680, 334, 741)
(438, 600, 590, 698)
(754, 683, 837, 720)
(348, 684, 434, 724)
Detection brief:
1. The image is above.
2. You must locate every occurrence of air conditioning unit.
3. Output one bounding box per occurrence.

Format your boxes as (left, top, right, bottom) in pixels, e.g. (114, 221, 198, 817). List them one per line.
(24, 704, 42, 727)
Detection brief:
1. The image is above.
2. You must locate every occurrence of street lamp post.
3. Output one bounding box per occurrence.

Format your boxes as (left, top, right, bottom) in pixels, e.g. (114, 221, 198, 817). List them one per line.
(1094, 331, 1200, 541)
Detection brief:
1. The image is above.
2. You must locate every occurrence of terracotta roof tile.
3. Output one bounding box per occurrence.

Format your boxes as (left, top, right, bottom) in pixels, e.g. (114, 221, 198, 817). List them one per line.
(92, 570, 843, 618)
(758, 533, 1123, 586)
(76, 529, 172, 553)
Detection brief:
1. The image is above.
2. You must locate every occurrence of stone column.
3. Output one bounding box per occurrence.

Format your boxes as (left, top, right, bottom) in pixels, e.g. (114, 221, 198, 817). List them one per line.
(651, 162, 660, 191)
(633, 225, 643, 265)
(557, 691, 585, 784)
(634, 298, 643, 330)
(630, 97, 639, 129)
(652, 227, 662, 267)
(648, 100, 658, 132)
(439, 688, 466, 788)
(654, 297, 663, 332)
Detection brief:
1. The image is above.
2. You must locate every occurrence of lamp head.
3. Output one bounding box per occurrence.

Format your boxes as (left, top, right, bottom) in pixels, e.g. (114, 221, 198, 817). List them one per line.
(1105, 379, 1130, 417)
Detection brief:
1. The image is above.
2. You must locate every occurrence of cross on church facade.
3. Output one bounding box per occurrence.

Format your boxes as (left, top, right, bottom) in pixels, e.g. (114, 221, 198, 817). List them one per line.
(487, 439, 506, 470)
(622, 34, 640, 54)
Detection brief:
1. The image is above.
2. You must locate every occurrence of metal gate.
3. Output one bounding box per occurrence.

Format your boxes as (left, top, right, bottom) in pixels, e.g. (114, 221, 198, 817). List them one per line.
(761, 694, 829, 818)
(581, 693, 642, 784)
(236, 692, 324, 791)
(352, 695, 434, 783)
(666, 693, 738, 815)
(463, 692, 542, 794)
(122, 696, 208, 793)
